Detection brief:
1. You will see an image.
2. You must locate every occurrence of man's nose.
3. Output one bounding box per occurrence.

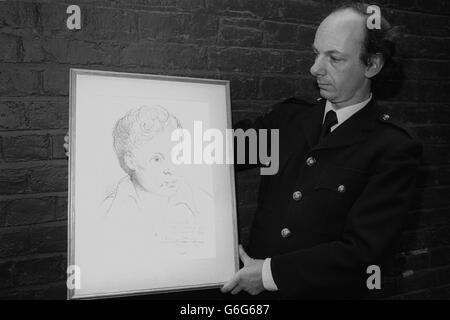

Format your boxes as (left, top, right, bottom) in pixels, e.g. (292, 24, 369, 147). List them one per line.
(310, 56, 325, 77)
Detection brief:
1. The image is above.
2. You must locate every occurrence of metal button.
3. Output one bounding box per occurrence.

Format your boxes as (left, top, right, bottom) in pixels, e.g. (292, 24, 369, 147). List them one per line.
(306, 156, 316, 167)
(281, 228, 291, 238)
(337, 185, 346, 193)
(382, 114, 390, 121)
(292, 191, 302, 201)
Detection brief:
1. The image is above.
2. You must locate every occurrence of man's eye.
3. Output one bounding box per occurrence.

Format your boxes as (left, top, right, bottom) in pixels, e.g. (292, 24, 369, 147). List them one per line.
(330, 57, 341, 63)
(151, 155, 161, 162)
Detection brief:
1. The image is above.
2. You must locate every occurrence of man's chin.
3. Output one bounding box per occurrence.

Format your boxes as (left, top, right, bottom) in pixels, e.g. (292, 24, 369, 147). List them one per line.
(319, 88, 335, 100)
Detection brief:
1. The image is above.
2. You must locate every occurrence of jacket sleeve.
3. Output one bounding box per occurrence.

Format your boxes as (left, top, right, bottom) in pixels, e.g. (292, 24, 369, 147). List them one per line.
(270, 137, 423, 297)
(232, 101, 284, 172)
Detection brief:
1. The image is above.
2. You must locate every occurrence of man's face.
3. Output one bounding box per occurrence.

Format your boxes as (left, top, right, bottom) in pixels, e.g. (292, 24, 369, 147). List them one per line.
(129, 128, 180, 197)
(310, 10, 370, 107)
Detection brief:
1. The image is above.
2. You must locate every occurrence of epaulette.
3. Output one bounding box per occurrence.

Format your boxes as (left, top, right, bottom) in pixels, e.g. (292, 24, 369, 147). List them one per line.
(265, 96, 321, 114)
(376, 112, 416, 139)
(281, 96, 321, 106)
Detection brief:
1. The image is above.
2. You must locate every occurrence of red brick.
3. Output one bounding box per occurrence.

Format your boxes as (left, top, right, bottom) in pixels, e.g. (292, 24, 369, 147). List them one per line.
(430, 284, 450, 299)
(23, 36, 66, 63)
(139, 12, 218, 43)
(0, 101, 27, 130)
(0, 229, 29, 259)
(55, 196, 68, 221)
(260, 76, 296, 100)
(206, 0, 283, 19)
(3, 135, 51, 162)
(207, 47, 282, 73)
(42, 66, 70, 96)
(423, 144, 450, 165)
(84, 7, 137, 41)
(415, 166, 438, 188)
(398, 268, 438, 292)
(263, 22, 315, 51)
(375, 80, 450, 103)
(415, 0, 444, 13)
(229, 75, 259, 99)
(411, 186, 450, 211)
(68, 41, 121, 65)
(25, 37, 121, 65)
(218, 17, 263, 47)
(430, 247, 450, 268)
(405, 207, 450, 231)
(403, 59, 450, 80)
(412, 125, 450, 144)
(0, 68, 40, 96)
(0, 1, 35, 29)
(117, 0, 205, 11)
(28, 164, 68, 193)
(51, 135, 67, 160)
(4, 197, 55, 226)
(388, 9, 449, 37)
(398, 36, 450, 60)
(0, 34, 19, 62)
(121, 42, 207, 69)
(294, 77, 320, 101)
(436, 265, 450, 285)
(430, 226, 450, 247)
(282, 51, 314, 74)
(39, 3, 68, 35)
(29, 224, 67, 254)
(281, 0, 330, 23)
(12, 255, 66, 287)
(0, 261, 14, 290)
(28, 101, 69, 130)
(0, 169, 29, 195)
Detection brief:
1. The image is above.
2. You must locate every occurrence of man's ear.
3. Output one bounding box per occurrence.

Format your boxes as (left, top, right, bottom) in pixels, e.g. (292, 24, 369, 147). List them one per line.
(124, 152, 137, 171)
(365, 53, 384, 78)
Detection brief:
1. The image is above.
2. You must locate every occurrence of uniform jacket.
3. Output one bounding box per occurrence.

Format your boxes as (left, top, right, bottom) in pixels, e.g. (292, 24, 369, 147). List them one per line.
(235, 97, 422, 299)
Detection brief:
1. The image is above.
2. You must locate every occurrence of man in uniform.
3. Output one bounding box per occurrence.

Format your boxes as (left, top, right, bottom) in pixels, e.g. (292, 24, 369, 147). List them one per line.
(221, 3, 422, 299)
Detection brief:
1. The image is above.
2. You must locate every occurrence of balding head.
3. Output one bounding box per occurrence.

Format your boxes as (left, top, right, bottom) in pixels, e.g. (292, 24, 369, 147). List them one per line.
(310, 8, 384, 108)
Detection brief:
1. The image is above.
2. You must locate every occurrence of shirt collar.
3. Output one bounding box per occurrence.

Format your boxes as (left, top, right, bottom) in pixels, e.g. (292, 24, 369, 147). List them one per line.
(324, 93, 373, 131)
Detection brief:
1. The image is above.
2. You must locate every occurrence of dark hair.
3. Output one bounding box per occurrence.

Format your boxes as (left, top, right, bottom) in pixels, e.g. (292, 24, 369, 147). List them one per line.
(332, 2, 402, 73)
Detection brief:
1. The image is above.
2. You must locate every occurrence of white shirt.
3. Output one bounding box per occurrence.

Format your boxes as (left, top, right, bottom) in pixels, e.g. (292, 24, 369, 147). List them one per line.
(261, 93, 373, 292)
(324, 93, 373, 132)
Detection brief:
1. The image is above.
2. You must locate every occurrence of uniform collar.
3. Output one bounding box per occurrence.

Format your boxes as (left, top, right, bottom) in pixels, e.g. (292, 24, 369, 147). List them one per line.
(324, 93, 373, 132)
(299, 95, 378, 151)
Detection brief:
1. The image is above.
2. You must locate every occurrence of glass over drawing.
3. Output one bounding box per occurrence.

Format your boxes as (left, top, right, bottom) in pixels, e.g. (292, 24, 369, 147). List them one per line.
(68, 69, 238, 299)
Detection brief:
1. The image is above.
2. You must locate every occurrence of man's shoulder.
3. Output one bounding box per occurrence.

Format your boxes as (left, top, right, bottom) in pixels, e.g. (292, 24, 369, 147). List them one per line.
(270, 95, 320, 111)
(266, 96, 321, 121)
(373, 111, 418, 142)
(369, 109, 423, 158)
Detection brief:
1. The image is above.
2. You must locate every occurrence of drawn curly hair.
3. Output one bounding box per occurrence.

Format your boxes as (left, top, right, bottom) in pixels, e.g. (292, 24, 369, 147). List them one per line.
(112, 105, 182, 175)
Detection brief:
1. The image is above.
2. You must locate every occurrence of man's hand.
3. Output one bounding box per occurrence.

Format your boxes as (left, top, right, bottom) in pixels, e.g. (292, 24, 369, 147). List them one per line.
(221, 245, 265, 296)
(63, 132, 69, 157)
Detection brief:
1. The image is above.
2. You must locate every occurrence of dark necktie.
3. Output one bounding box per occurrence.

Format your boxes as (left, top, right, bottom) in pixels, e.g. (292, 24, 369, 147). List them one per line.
(319, 110, 338, 142)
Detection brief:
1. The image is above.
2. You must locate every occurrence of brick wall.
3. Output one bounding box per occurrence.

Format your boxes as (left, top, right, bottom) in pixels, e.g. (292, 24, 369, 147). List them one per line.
(0, 0, 449, 299)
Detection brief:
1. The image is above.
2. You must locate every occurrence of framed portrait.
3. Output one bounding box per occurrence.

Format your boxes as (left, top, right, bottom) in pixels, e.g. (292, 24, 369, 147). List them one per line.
(67, 69, 239, 299)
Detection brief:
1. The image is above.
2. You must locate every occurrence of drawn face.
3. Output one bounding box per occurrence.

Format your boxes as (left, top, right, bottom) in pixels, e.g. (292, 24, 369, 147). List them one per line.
(310, 10, 370, 107)
(127, 128, 180, 197)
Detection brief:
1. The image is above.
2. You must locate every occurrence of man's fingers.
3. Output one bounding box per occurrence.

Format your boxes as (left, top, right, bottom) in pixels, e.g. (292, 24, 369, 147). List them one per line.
(230, 284, 242, 295)
(221, 273, 240, 293)
(239, 245, 251, 266)
(64, 134, 69, 143)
